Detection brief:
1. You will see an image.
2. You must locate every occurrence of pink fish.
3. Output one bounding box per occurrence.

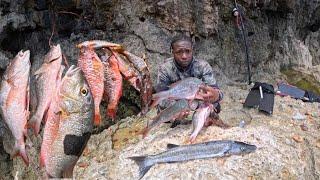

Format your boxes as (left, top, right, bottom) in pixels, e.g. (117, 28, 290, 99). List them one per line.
(29, 44, 62, 135)
(102, 54, 123, 120)
(0, 50, 31, 165)
(189, 103, 213, 143)
(40, 65, 94, 178)
(77, 46, 104, 125)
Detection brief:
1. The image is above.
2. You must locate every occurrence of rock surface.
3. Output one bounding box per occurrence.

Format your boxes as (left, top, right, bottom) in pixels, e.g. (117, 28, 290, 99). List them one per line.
(70, 85, 320, 180)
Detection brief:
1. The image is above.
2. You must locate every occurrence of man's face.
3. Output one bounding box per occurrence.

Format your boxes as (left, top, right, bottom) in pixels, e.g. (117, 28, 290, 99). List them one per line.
(172, 40, 193, 68)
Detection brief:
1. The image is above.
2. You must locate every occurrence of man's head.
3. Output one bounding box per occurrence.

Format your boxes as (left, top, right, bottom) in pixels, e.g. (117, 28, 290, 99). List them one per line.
(171, 35, 193, 69)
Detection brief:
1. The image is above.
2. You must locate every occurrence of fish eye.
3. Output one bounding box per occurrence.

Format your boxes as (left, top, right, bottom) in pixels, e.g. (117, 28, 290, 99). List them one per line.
(80, 87, 88, 96)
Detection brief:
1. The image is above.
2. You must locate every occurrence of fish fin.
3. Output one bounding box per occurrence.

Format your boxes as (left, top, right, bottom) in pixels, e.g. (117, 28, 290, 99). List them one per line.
(26, 77, 30, 113)
(39, 152, 45, 168)
(18, 143, 29, 166)
(94, 113, 101, 126)
(167, 143, 180, 149)
(63, 164, 75, 178)
(151, 91, 166, 100)
(28, 114, 41, 136)
(150, 98, 162, 109)
(128, 156, 152, 180)
(34, 66, 47, 75)
(189, 134, 196, 143)
(194, 93, 204, 100)
(106, 108, 116, 121)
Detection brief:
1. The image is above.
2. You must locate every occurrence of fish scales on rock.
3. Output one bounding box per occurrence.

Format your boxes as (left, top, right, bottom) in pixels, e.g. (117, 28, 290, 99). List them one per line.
(129, 140, 257, 179)
(0, 50, 31, 165)
(40, 65, 94, 178)
(28, 44, 63, 135)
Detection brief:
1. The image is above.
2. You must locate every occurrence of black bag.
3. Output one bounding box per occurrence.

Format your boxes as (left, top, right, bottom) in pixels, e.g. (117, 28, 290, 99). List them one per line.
(304, 90, 320, 103)
(244, 82, 275, 115)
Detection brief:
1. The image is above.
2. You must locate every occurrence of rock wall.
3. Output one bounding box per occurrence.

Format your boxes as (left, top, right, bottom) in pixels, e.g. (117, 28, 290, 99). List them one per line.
(0, 0, 320, 179)
(0, 0, 319, 82)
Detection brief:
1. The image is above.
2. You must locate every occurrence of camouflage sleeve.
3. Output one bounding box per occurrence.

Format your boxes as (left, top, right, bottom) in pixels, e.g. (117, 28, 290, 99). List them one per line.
(156, 64, 175, 111)
(156, 65, 171, 92)
(201, 62, 224, 102)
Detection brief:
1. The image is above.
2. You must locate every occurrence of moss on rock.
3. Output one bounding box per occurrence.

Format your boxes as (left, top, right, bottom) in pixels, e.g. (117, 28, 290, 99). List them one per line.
(281, 68, 320, 95)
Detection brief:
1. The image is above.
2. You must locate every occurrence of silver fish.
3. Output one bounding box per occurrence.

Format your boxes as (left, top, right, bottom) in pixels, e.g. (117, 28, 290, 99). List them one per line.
(142, 99, 191, 137)
(151, 77, 204, 108)
(129, 140, 257, 179)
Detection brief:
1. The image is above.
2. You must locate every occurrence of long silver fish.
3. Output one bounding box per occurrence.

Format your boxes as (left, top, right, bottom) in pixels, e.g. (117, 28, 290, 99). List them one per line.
(40, 65, 94, 178)
(129, 140, 257, 179)
(0, 50, 30, 165)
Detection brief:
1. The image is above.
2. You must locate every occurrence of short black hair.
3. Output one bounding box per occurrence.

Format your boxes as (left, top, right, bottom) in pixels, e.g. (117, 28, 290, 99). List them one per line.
(170, 35, 193, 50)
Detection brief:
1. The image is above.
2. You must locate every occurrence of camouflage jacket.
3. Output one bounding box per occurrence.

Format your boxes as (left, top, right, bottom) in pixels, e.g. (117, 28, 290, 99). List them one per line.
(156, 57, 223, 105)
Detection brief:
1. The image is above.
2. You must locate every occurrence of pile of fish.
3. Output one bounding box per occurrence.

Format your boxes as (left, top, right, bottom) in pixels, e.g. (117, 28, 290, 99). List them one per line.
(0, 40, 153, 178)
(143, 77, 224, 142)
(77, 40, 153, 125)
(129, 140, 257, 179)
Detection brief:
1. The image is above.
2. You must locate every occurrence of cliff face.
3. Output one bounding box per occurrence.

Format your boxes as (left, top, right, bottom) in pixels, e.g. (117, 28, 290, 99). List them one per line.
(0, 0, 319, 81)
(0, 0, 320, 179)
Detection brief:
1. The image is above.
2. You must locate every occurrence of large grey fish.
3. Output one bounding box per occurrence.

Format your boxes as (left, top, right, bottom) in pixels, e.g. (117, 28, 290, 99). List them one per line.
(190, 103, 213, 143)
(0, 50, 30, 165)
(142, 99, 191, 137)
(40, 65, 94, 178)
(29, 44, 62, 135)
(129, 140, 257, 179)
(151, 77, 204, 108)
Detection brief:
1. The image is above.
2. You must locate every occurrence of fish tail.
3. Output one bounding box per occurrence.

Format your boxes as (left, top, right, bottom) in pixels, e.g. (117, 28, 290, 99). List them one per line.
(94, 113, 101, 126)
(18, 144, 29, 166)
(94, 104, 101, 125)
(150, 98, 162, 109)
(28, 114, 41, 135)
(189, 133, 196, 143)
(62, 164, 75, 178)
(128, 156, 152, 180)
(106, 107, 116, 121)
(40, 145, 46, 168)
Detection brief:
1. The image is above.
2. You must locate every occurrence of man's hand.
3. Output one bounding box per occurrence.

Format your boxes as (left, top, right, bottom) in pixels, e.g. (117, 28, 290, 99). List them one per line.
(197, 85, 220, 103)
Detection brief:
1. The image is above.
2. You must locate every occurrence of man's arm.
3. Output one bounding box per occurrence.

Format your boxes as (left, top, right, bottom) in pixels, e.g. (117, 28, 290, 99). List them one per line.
(155, 66, 176, 111)
(156, 66, 171, 92)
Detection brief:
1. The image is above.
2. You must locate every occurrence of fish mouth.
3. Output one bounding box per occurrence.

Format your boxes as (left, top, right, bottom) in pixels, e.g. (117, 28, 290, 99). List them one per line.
(65, 65, 81, 77)
(18, 50, 30, 60)
(47, 44, 62, 63)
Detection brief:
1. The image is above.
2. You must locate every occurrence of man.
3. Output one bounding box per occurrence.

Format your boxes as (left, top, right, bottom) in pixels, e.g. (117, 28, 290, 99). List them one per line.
(155, 35, 223, 126)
